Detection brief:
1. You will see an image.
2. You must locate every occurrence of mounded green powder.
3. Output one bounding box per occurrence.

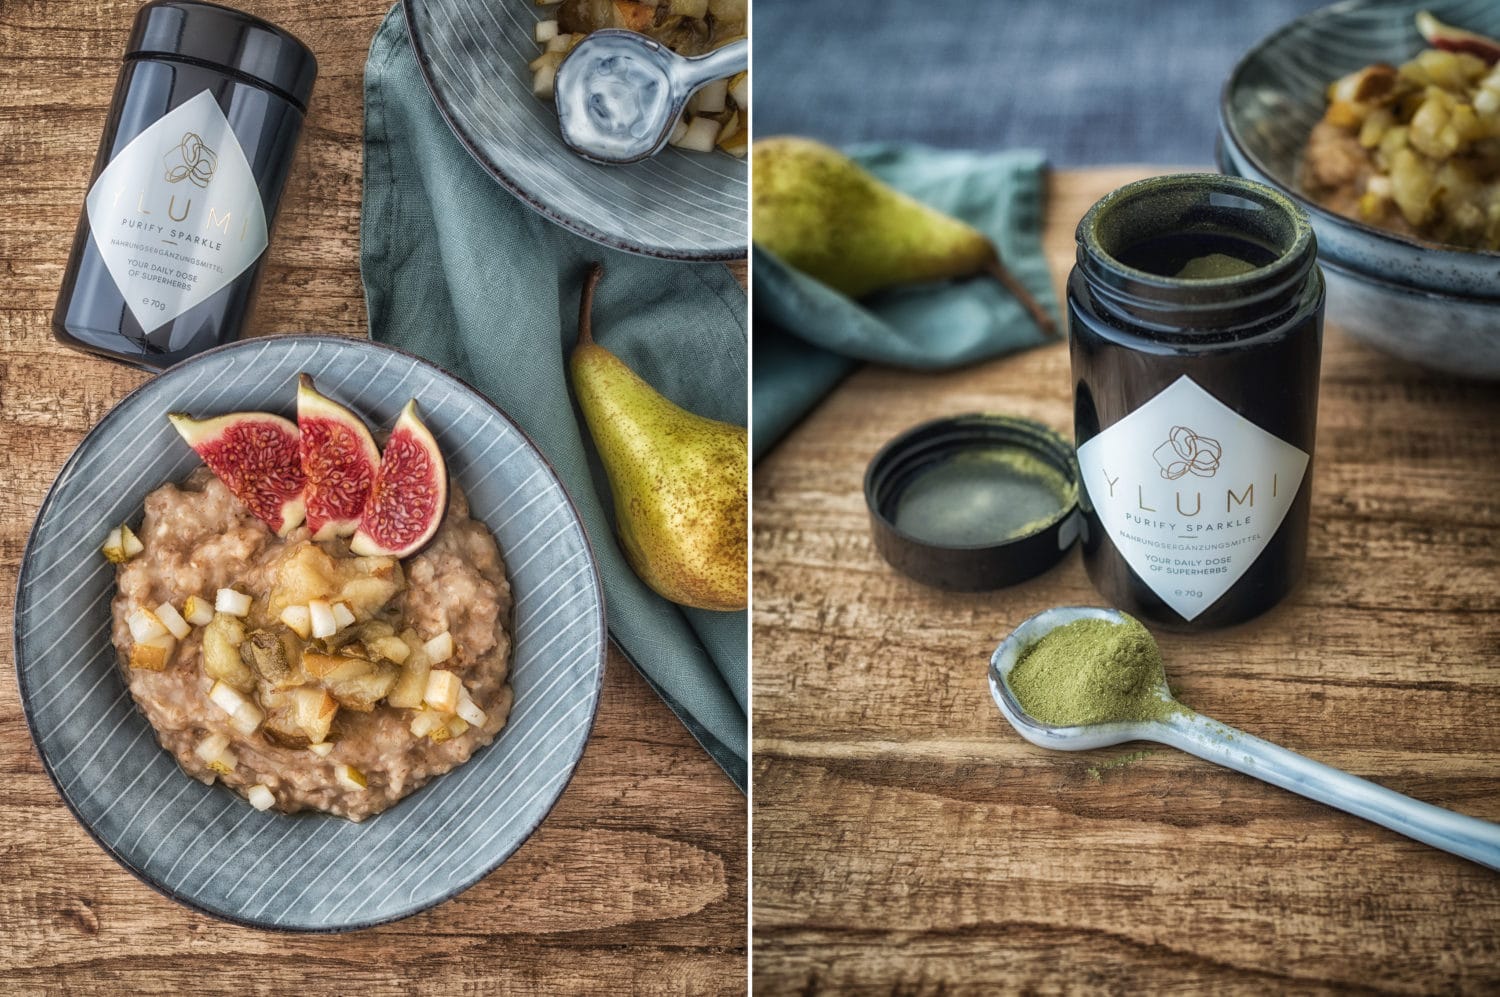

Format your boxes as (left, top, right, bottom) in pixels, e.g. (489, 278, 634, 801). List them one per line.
(1009, 615, 1181, 726)
(1173, 252, 1258, 280)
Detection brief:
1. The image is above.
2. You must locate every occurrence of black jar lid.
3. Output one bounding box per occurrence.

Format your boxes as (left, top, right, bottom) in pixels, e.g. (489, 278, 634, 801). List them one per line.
(864, 414, 1083, 592)
(127, 1, 318, 111)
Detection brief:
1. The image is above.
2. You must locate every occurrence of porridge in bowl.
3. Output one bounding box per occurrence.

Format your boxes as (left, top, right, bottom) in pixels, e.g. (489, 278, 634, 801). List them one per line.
(105, 376, 513, 822)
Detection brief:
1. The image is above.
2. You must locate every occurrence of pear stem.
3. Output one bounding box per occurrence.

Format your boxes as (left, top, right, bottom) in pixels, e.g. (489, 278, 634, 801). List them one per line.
(577, 262, 604, 348)
(984, 254, 1058, 339)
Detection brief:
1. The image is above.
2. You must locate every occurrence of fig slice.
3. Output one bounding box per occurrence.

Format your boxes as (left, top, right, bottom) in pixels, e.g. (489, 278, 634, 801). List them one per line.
(297, 374, 381, 540)
(168, 411, 307, 536)
(350, 400, 448, 559)
(1416, 10, 1500, 64)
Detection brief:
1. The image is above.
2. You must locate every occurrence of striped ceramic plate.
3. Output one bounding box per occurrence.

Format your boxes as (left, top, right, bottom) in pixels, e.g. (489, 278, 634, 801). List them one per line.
(405, 0, 747, 261)
(14, 335, 606, 931)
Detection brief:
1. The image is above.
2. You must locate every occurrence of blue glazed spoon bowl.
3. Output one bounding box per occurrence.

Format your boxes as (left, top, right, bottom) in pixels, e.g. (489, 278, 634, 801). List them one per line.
(555, 29, 747, 165)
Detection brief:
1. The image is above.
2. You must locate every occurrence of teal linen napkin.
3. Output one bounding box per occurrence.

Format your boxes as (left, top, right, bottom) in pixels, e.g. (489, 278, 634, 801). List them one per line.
(360, 7, 747, 790)
(752, 146, 1055, 460)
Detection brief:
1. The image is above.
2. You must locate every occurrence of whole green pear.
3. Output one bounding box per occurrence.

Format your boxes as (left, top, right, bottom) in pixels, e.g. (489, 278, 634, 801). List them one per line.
(752, 136, 1054, 335)
(569, 264, 748, 612)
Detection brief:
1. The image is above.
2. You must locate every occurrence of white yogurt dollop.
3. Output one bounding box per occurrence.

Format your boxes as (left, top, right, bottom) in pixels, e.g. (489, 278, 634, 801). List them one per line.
(556, 40, 673, 162)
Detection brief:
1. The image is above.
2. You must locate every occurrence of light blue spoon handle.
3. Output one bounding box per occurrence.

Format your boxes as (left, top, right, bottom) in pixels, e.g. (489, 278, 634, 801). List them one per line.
(668, 38, 748, 93)
(1154, 710, 1500, 871)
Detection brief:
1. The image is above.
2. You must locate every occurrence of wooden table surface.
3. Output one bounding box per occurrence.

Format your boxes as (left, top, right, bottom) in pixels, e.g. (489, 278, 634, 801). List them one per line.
(0, 2, 745, 993)
(752, 166, 1500, 994)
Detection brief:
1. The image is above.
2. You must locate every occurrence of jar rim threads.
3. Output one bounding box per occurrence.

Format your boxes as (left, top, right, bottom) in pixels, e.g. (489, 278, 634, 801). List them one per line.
(1075, 173, 1318, 335)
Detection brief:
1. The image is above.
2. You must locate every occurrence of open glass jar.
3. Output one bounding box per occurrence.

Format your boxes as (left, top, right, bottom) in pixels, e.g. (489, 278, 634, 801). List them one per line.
(52, 1, 316, 369)
(1068, 174, 1325, 630)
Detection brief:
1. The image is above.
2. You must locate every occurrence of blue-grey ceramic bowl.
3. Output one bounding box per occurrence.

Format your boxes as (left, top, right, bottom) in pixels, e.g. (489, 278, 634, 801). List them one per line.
(13, 335, 607, 931)
(404, 0, 746, 261)
(1219, 0, 1500, 378)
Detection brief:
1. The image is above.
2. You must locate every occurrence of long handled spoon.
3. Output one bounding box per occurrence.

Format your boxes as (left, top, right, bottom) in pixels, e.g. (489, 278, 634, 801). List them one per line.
(555, 29, 748, 164)
(989, 606, 1500, 872)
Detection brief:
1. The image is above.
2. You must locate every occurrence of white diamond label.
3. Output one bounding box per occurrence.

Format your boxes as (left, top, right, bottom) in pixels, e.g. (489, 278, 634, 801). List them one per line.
(85, 90, 268, 333)
(1076, 375, 1309, 621)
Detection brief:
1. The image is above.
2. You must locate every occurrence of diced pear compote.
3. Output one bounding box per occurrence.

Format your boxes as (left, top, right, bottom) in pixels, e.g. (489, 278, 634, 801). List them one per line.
(279, 604, 312, 639)
(368, 635, 410, 664)
(182, 595, 215, 627)
(154, 603, 191, 640)
(101, 523, 145, 564)
(265, 543, 403, 623)
(385, 629, 432, 710)
(456, 686, 487, 728)
(409, 709, 449, 740)
(208, 680, 264, 735)
(423, 669, 461, 714)
(129, 633, 176, 672)
(293, 687, 338, 744)
(202, 613, 255, 691)
(334, 764, 366, 791)
(215, 588, 252, 617)
(127, 607, 167, 643)
(422, 631, 454, 664)
(308, 599, 337, 639)
(195, 733, 238, 775)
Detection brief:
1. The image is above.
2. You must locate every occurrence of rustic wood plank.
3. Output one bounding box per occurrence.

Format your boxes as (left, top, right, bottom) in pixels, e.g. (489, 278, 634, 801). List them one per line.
(752, 166, 1500, 993)
(0, 2, 745, 991)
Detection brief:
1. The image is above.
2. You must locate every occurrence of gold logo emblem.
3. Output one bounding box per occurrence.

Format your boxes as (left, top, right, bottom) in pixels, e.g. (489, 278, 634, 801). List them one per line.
(163, 131, 218, 188)
(1153, 425, 1222, 479)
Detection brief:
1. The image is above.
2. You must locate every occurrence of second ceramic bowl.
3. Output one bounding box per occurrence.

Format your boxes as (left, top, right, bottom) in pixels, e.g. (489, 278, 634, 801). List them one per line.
(1219, 0, 1500, 378)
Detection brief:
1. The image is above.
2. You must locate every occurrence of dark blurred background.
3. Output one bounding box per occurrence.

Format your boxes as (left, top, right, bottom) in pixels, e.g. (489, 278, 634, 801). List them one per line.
(752, 0, 1330, 165)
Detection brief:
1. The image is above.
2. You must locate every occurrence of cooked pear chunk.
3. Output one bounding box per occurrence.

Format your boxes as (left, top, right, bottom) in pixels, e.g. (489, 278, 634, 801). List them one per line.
(324, 660, 401, 712)
(292, 686, 338, 744)
(202, 614, 255, 691)
(129, 633, 175, 671)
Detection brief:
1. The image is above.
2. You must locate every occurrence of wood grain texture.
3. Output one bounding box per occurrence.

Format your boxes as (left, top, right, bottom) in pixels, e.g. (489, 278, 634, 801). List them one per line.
(0, 2, 745, 992)
(752, 166, 1500, 994)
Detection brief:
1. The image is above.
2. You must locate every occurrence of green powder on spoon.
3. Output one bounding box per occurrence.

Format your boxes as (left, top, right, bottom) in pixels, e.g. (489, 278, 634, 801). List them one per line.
(1009, 615, 1183, 726)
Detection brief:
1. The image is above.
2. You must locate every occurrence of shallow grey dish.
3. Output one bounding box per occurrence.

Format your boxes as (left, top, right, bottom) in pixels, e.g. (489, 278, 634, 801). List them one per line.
(405, 0, 746, 261)
(1219, 0, 1500, 378)
(13, 335, 607, 931)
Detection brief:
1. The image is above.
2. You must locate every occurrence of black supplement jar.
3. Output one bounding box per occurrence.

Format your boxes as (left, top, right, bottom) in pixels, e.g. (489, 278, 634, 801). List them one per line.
(1068, 174, 1324, 630)
(52, 1, 316, 369)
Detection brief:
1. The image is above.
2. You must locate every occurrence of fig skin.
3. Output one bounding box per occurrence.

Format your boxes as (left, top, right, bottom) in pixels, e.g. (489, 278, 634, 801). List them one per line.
(1416, 10, 1500, 64)
(297, 374, 381, 541)
(350, 400, 448, 559)
(168, 411, 307, 536)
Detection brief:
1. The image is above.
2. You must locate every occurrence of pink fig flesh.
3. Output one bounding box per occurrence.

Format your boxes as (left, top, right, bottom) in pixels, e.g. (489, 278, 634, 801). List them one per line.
(1416, 10, 1500, 64)
(168, 411, 307, 535)
(297, 374, 381, 540)
(349, 400, 448, 558)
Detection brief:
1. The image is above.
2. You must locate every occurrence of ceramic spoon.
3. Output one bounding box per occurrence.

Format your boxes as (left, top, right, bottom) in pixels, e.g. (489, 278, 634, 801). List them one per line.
(554, 29, 748, 164)
(989, 606, 1500, 872)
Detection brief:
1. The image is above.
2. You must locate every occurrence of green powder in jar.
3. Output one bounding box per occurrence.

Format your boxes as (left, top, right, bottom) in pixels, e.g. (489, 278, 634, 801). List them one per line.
(1009, 615, 1180, 726)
